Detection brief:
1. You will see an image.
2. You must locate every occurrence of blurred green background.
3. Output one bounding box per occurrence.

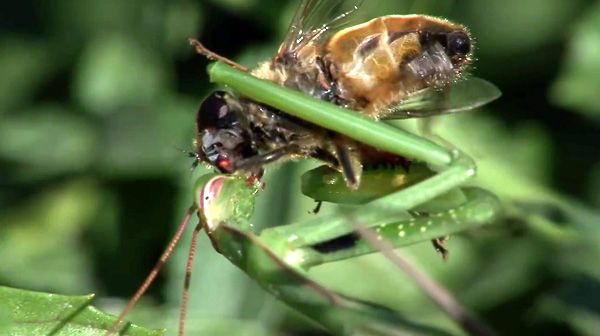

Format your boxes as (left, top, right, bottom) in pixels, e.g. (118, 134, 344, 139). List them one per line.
(1, 0, 600, 335)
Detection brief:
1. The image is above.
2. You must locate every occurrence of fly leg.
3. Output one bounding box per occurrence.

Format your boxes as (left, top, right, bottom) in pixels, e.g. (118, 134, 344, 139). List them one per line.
(234, 140, 348, 172)
(331, 136, 362, 190)
(233, 144, 302, 171)
(189, 38, 248, 72)
(302, 133, 363, 190)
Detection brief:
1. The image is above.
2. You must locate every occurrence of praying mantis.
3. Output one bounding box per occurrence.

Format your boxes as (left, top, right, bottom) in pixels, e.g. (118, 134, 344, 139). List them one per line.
(108, 62, 502, 336)
(108, 1, 505, 334)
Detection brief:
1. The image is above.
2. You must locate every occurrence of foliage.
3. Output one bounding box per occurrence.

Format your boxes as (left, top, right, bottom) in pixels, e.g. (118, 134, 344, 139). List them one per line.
(0, 286, 163, 335)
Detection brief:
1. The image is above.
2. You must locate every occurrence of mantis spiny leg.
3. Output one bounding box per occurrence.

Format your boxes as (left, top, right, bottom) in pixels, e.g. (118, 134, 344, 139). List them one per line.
(271, 188, 501, 268)
(178, 222, 203, 336)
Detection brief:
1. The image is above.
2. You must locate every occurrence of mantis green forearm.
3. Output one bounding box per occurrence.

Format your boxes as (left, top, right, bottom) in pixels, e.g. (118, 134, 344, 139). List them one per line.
(263, 151, 477, 250)
(207, 62, 453, 167)
(296, 187, 501, 267)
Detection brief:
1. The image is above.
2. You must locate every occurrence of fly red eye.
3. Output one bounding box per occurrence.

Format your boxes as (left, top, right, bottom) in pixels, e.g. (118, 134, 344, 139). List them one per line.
(216, 155, 234, 173)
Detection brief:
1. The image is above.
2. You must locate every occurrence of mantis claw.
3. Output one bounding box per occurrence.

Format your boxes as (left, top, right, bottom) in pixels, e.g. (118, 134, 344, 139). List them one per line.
(311, 200, 323, 214)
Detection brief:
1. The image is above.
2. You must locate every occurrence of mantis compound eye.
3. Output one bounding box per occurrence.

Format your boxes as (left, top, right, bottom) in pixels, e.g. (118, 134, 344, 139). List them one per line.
(447, 31, 471, 57)
(196, 91, 237, 132)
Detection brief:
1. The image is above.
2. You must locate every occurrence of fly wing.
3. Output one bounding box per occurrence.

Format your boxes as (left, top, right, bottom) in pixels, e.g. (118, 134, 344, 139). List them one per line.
(278, 0, 364, 56)
(382, 77, 501, 120)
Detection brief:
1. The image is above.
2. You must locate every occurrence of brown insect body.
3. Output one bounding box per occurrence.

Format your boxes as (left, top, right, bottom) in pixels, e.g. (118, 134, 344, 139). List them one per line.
(195, 9, 475, 189)
(254, 15, 472, 117)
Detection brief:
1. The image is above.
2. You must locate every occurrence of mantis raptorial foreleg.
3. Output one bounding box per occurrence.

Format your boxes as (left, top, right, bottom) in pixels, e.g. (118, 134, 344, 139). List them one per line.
(263, 187, 500, 268)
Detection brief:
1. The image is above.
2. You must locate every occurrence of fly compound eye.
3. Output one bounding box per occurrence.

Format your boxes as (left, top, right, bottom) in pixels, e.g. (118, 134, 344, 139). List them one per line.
(196, 91, 235, 133)
(447, 31, 471, 57)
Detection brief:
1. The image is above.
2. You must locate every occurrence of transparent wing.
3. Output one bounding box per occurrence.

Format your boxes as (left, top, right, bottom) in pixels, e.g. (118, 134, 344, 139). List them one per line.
(278, 0, 364, 56)
(383, 77, 502, 120)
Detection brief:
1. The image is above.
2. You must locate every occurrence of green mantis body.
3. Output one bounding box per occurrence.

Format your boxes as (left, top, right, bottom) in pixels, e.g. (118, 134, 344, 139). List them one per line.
(187, 62, 503, 335)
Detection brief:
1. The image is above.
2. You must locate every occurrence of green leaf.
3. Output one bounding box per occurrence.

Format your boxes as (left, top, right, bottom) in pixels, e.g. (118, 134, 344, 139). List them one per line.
(0, 180, 101, 294)
(550, 2, 600, 120)
(465, 0, 583, 55)
(206, 0, 257, 12)
(74, 34, 167, 115)
(0, 106, 97, 179)
(0, 286, 163, 336)
(164, 2, 203, 55)
(0, 39, 50, 113)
